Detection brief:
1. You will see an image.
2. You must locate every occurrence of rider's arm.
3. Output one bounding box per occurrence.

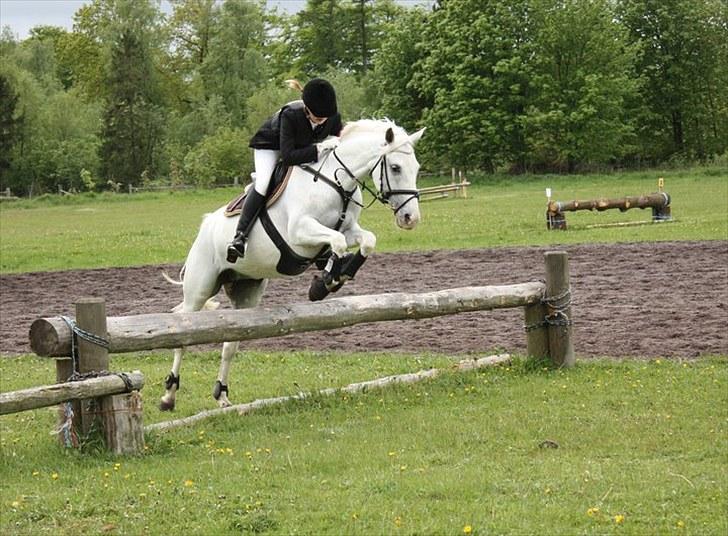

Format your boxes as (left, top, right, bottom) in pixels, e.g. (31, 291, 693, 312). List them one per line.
(279, 110, 318, 166)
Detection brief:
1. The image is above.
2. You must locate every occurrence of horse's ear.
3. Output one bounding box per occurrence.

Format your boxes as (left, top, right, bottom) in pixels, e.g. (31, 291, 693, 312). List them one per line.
(385, 128, 394, 144)
(409, 127, 426, 145)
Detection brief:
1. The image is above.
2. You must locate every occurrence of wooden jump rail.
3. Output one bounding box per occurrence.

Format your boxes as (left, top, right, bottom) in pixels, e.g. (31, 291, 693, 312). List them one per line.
(419, 169, 470, 201)
(6, 252, 573, 453)
(546, 180, 672, 230)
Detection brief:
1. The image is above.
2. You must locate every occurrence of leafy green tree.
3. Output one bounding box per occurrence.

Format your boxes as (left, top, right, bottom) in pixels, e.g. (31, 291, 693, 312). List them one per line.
(523, 0, 640, 171)
(414, 0, 536, 171)
(617, 0, 728, 161)
(98, 0, 166, 187)
(371, 8, 431, 131)
(0, 74, 23, 181)
(199, 0, 267, 126)
(183, 126, 251, 187)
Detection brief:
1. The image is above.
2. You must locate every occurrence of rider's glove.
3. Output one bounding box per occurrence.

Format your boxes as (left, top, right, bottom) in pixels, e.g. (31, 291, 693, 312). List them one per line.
(316, 137, 340, 156)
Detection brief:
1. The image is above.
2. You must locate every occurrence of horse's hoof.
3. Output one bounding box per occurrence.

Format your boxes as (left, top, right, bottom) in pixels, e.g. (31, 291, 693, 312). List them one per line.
(217, 397, 232, 408)
(159, 398, 175, 411)
(308, 274, 330, 301)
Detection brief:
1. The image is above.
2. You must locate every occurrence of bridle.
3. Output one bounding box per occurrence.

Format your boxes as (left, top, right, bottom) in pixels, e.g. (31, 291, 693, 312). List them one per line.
(330, 141, 420, 215)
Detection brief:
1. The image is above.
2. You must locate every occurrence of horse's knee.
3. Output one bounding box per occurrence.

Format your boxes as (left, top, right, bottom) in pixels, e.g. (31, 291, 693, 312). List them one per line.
(330, 234, 348, 257)
(358, 232, 376, 256)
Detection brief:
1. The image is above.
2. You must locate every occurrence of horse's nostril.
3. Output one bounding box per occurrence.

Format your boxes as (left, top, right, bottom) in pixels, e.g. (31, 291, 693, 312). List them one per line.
(404, 213, 411, 223)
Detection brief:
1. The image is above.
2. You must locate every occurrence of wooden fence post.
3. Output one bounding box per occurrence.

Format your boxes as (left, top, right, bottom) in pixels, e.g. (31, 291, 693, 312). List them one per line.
(544, 252, 575, 367)
(75, 298, 109, 436)
(56, 298, 144, 454)
(524, 301, 549, 360)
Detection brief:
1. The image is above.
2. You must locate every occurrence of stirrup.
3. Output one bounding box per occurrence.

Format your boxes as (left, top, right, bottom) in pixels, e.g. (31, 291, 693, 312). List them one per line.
(226, 239, 246, 263)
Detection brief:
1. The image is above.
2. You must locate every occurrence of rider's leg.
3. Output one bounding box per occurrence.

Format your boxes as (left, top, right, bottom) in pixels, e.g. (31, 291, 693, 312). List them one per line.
(227, 149, 279, 262)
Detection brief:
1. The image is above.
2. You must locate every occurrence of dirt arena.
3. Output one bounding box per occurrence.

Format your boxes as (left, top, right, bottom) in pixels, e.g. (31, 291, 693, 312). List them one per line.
(1, 241, 726, 359)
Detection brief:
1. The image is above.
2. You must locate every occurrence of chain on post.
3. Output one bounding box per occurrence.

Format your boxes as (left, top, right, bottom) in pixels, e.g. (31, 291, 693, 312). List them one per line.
(523, 285, 573, 332)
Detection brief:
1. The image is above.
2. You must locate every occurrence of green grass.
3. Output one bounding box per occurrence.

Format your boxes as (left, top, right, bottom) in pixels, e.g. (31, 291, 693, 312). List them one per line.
(1, 353, 726, 535)
(1, 166, 726, 273)
(1, 167, 726, 533)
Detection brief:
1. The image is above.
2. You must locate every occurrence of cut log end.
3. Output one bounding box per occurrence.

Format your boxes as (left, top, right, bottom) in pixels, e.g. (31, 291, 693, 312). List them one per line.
(30, 317, 69, 357)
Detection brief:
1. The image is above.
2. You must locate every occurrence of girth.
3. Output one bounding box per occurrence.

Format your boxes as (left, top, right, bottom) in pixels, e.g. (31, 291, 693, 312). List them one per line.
(258, 164, 356, 276)
(258, 209, 331, 276)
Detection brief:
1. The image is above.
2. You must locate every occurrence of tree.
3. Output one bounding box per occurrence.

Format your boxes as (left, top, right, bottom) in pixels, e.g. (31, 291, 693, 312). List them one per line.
(617, 0, 728, 161)
(522, 0, 640, 171)
(414, 0, 536, 171)
(98, 0, 166, 187)
(0, 75, 23, 180)
(199, 0, 267, 126)
(372, 8, 431, 131)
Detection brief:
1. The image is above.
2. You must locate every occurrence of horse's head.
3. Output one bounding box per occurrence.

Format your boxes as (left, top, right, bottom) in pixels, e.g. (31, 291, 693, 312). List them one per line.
(340, 120, 424, 230)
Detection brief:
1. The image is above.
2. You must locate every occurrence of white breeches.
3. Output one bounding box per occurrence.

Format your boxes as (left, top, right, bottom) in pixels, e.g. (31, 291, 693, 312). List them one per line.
(253, 149, 280, 195)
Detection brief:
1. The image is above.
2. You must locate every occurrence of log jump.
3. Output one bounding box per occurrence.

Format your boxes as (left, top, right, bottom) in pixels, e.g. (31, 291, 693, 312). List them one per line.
(9, 252, 573, 453)
(546, 180, 672, 230)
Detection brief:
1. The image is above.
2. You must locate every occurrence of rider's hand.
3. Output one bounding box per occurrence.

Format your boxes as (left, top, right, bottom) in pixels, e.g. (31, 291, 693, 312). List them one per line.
(316, 137, 340, 155)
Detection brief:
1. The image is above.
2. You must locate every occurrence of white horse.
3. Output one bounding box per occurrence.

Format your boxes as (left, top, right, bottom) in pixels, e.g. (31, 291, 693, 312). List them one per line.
(160, 119, 425, 410)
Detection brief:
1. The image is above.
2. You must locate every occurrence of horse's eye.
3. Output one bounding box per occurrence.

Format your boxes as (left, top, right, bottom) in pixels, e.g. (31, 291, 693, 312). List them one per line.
(390, 164, 401, 173)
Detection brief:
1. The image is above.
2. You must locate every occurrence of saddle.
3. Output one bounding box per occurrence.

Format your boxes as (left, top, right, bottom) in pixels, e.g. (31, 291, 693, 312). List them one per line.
(223, 161, 331, 276)
(224, 161, 292, 217)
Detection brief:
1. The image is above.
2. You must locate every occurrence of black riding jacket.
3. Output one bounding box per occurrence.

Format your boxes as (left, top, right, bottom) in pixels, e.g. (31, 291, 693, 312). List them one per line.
(249, 100, 343, 166)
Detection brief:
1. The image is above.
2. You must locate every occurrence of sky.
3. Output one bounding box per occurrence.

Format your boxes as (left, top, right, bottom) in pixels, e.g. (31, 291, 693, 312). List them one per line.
(0, 0, 432, 41)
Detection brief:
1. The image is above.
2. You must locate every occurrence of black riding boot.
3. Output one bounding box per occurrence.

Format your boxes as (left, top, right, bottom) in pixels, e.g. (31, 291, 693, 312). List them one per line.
(226, 189, 266, 263)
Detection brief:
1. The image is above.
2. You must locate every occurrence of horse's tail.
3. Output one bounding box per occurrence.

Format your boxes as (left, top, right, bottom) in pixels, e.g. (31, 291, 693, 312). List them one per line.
(162, 265, 186, 286)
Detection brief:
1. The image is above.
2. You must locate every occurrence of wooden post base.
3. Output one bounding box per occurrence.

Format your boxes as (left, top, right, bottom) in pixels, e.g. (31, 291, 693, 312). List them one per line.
(100, 392, 144, 455)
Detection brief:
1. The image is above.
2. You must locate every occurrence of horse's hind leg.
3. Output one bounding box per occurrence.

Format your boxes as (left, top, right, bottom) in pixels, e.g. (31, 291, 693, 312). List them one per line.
(160, 262, 222, 411)
(214, 278, 267, 407)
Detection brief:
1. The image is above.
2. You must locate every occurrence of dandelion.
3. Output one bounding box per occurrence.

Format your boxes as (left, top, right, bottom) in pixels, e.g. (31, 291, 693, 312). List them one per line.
(352, 513, 358, 520)
(394, 516, 402, 527)
(184, 479, 194, 487)
(51, 472, 59, 480)
(11, 501, 21, 508)
(677, 520, 685, 528)
(614, 514, 625, 524)
(463, 525, 473, 534)
(587, 507, 599, 517)
(114, 463, 121, 471)
(388, 451, 397, 457)
(32, 471, 39, 477)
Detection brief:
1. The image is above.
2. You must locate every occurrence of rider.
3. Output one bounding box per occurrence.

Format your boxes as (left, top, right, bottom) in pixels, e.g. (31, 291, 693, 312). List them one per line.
(226, 78, 343, 263)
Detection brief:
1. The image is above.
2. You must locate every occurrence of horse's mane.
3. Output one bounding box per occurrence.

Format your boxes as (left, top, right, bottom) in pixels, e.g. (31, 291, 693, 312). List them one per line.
(341, 118, 406, 140)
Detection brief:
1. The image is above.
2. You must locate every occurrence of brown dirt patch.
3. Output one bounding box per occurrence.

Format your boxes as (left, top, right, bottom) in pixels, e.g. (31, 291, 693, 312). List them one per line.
(1, 241, 726, 359)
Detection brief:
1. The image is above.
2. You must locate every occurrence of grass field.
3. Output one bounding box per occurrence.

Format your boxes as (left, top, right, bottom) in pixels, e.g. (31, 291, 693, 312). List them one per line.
(1, 166, 727, 534)
(1, 353, 726, 535)
(1, 166, 726, 273)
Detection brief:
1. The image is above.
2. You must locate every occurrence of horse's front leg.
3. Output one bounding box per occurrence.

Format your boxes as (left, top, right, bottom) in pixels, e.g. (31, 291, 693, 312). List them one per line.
(307, 223, 376, 301)
(288, 215, 349, 257)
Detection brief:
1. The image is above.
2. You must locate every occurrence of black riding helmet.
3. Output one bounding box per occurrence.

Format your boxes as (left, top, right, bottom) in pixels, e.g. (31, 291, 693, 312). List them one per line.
(302, 78, 337, 118)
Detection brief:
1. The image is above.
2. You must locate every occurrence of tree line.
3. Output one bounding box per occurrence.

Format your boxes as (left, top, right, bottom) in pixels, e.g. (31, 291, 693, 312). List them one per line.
(1, 0, 726, 196)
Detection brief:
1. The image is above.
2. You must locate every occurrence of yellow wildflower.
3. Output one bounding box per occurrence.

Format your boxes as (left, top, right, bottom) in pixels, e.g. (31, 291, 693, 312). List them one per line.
(587, 507, 599, 517)
(184, 479, 194, 487)
(463, 525, 473, 534)
(614, 514, 625, 524)
(51, 472, 59, 480)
